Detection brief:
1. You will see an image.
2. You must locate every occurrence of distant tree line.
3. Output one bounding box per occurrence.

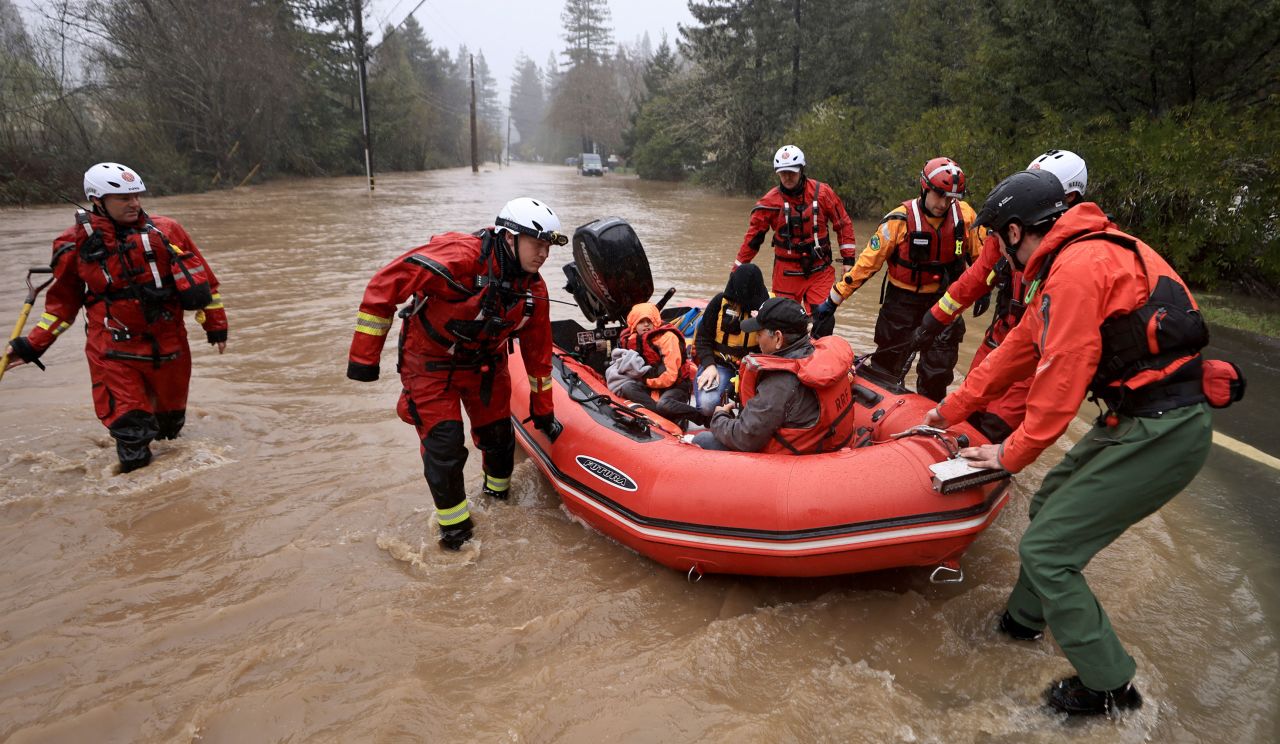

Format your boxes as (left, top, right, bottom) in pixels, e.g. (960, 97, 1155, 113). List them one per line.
(624, 0, 1280, 291)
(0, 0, 645, 205)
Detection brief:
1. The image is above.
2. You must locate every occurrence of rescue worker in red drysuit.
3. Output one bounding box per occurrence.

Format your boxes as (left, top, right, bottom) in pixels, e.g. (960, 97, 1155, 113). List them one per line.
(614, 302, 703, 425)
(925, 169, 1221, 716)
(910, 150, 1089, 442)
(735, 145, 857, 316)
(346, 197, 564, 550)
(693, 298, 856, 453)
(811, 157, 984, 401)
(5, 162, 228, 473)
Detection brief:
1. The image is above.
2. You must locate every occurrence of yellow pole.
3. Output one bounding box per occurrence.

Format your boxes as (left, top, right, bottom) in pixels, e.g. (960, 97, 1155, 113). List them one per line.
(0, 267, 54, 383)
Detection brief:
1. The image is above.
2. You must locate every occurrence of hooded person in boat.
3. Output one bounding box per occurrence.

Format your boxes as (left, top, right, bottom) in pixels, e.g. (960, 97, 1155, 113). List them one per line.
(613, 302, 703, 426)
(693, 297, 856, 453)
(692, 263, 770, 417)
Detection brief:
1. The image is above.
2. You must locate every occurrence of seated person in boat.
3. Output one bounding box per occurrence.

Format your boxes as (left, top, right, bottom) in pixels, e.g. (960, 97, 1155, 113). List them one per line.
(692, 263, 770, 418)
(694, 297, 856, 453)
(613, 302, 703, 425)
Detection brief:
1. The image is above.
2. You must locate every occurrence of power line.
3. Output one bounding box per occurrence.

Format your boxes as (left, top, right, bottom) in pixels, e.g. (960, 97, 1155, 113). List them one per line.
(371, 0, 428, 52)
(377, 0, 410, 31)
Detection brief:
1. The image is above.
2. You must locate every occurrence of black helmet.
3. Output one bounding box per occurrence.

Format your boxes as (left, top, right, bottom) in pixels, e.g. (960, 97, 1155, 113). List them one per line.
(973, 169, 1068, 232)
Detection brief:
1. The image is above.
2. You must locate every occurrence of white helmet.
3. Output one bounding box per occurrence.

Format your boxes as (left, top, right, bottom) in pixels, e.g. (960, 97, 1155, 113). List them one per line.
(495, 197, 567, 245)
(1027, 149, 1087, 198)
(84, 162, 146, 201)
(773, 145, 805, 172)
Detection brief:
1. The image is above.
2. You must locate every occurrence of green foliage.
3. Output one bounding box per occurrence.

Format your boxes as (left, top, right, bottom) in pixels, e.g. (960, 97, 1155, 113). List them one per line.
(626, 0, 1280, 292)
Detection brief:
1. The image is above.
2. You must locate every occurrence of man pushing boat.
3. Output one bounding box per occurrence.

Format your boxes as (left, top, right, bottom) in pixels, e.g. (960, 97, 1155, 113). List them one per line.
(346, 197, 566, 551)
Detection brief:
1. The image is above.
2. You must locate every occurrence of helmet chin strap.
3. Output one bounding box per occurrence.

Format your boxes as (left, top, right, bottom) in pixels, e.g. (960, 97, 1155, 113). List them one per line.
(1002, 226, 1028, 272)
(500, 230, 526, 277)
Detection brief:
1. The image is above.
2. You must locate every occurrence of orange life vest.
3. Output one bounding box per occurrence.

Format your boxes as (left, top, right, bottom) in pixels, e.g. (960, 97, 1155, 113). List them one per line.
(737, 336, 856, 454)
(620, 324, 696, 384)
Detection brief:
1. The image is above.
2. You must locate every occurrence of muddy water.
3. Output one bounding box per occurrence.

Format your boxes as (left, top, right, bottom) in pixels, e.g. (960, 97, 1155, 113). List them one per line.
(0, 164, 1276, 743)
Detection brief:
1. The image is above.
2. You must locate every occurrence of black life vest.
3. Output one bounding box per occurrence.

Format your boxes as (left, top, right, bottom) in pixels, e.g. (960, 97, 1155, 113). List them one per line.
(1029, 229, 1209, 415)
(401, 230, 536, 368)
(709, 299, 759, 365)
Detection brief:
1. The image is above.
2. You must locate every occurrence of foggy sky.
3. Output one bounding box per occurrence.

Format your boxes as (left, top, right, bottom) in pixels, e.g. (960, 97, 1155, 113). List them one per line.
(368, 0, 695, 105)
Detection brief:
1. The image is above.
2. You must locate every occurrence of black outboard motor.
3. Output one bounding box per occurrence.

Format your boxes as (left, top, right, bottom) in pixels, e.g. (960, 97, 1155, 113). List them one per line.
(563, 216, 654, 324)
(557, 217, 656, 370)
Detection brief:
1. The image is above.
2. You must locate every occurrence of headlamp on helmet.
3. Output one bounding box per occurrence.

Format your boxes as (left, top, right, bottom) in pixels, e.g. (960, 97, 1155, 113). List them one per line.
(495, 197, 567, 245)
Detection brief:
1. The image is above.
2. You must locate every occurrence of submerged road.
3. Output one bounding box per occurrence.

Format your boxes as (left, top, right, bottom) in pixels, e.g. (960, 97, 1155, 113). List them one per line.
(0, 164, 1275, 743)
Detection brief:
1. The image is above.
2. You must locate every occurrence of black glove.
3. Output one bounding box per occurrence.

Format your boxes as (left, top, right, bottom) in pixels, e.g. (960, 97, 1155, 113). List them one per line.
(972, 291, 992, 318)
(842, 257, 856, 269)
(206, 328, 228, 345)
(7, 337, 46, 370)
(531, 412, 563, 442)
(910, 312, 946, 351)
(346, 360, 380, 382)
(810, 299, 837, 339)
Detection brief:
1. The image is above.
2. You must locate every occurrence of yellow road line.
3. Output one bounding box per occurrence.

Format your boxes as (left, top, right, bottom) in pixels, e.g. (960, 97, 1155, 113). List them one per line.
(1213, 430, 1280, 470)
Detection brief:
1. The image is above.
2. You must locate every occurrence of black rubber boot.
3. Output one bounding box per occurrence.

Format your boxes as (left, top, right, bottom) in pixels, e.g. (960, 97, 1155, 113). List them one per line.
(1045, 675, 1143, 716)
(156, 409, 186, 440)
(482, 484, 509, 501)
(118, 447, 153, 473)
(110, 409, 158, 473)
(998, 611, 1044, 641)
(438, 516, 475, 551)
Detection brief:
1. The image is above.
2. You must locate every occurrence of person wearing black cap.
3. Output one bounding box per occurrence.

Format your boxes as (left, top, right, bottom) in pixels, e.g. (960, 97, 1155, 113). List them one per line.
(693, 297, 856, 453)
(691, 263, 771, 417)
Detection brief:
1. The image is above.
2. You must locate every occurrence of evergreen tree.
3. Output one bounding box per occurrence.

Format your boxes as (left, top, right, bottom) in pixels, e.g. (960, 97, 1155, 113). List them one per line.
(560, 0, 615, 68)
(509, 54, 546, 160)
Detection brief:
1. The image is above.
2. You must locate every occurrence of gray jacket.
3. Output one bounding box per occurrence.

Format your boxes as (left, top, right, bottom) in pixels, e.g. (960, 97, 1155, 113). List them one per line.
(708, 336, 820, 452)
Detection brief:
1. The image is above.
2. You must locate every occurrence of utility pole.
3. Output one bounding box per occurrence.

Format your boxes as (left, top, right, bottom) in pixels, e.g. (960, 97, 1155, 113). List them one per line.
(506, 114, 512, 166)
(469, 55, 479, 173)
(353, 0, 374, 192)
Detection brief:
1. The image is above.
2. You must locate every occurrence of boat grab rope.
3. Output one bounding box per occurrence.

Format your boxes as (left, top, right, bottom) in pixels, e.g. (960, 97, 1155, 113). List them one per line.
(554, 352, 657, 437)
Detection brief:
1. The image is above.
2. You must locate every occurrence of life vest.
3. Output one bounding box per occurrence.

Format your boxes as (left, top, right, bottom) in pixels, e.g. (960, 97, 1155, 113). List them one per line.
(887, 198, 968, 292)
(759, 180, 833, 278)
(984, 257, 1028, 347)
(401, 229, 536, 369)
(620, 324, 696, 384)
(737, 336, 856, 455)
(63, 210, 209, 364)
(709, 299, 759, 365)
(1028, 229, 1210, 416)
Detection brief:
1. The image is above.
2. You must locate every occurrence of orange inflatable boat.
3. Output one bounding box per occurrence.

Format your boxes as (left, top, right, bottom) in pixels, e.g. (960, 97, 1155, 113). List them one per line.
(507, 217, 1011, 579)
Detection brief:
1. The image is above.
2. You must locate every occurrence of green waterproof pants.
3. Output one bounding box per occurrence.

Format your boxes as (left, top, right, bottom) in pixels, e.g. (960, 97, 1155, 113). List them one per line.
(1005, 402, 1212, 691)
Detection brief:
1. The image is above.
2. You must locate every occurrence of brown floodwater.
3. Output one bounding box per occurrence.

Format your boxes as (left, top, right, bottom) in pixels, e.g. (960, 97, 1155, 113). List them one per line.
(0, 164, 1276, 743)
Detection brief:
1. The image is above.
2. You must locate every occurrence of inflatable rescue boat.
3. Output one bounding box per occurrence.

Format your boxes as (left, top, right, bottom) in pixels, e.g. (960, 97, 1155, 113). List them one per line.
(508, 218, 1012, 579)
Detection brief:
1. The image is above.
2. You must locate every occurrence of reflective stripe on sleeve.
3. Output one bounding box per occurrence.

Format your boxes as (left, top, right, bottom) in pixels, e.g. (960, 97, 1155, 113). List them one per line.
(528, 374, 553, 392)
(36, 313, 70, 336)
(938, 293, 961, 316)
(205, 292, 224, 311)
(355, 311, 393, 336)
(436, 500, 471, 526)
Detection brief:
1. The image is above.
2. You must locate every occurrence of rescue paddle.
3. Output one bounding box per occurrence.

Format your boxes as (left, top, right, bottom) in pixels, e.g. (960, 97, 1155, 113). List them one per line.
(0, 267, 54, 382)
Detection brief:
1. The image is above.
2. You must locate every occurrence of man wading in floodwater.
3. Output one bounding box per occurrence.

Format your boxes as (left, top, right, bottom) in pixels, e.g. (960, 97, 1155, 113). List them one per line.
(927, 169, 1242, 716)
(5, 162, 228, 473)
(346, 197, 565, 550)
